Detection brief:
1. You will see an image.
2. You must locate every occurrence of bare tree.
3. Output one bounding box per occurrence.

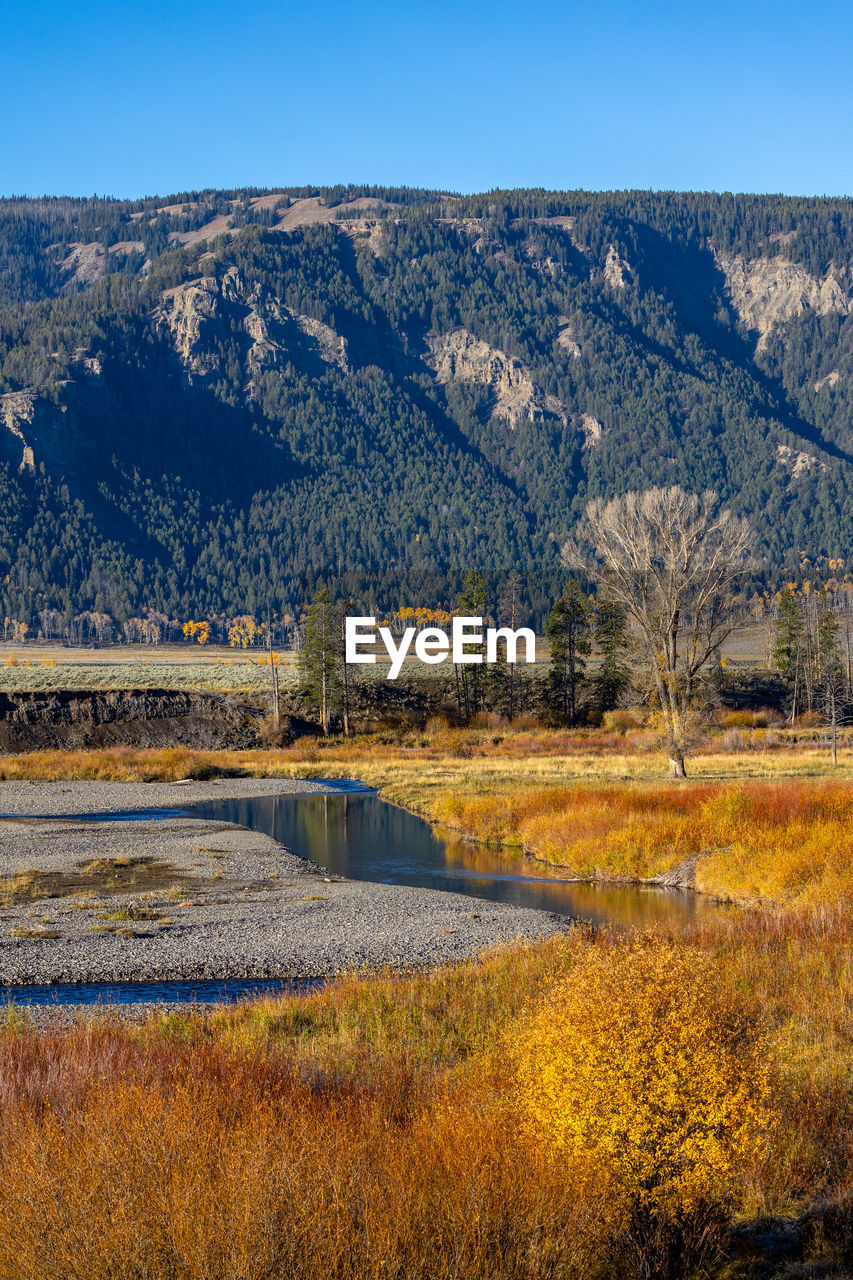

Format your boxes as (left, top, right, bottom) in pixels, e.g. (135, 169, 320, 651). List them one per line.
(563, 486, 752, 777)
(820, 659, 846, 767)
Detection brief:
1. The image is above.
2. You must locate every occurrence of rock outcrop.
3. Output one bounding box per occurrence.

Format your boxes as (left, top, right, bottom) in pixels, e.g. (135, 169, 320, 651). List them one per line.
(1, 390, 37, 473)
(556, 319, 582, 358)
(424, 329, 566, 426)
(157, 267, 348, 390)
(716, 251, 851, 347)
(0, 387, 78, 476)
(776, 443, 828, 484)
(604, 244, 634, 289)
(158, 277, 222, 374)
(579, 413, 603, 446)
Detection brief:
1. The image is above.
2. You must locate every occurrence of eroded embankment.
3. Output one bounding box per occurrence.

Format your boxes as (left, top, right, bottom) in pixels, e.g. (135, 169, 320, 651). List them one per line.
(0, 689, 263, 751)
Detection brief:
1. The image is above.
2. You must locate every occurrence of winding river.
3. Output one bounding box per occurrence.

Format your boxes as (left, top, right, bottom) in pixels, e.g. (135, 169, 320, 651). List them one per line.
(3, 786, 720, 1006)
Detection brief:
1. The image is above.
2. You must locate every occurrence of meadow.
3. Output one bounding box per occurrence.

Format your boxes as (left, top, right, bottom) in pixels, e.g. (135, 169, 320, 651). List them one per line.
(4, 724, 853, 906)
(0, 911, 850, 1278)
(2, 719, 853, 1276)
(0, 647, 299, 696)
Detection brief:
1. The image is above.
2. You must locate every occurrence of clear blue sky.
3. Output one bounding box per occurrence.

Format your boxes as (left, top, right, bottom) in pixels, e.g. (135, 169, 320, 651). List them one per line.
(3, 0, 852, 199)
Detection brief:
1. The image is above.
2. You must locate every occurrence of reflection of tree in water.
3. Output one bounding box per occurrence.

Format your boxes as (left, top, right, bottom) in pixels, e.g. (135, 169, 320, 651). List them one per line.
(195, 794, 723, 930)
(436, 830, 722, 929)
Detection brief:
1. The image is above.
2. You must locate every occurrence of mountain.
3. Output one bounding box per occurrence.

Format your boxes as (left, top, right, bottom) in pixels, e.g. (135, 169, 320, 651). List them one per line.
(2, 185, 853, 633)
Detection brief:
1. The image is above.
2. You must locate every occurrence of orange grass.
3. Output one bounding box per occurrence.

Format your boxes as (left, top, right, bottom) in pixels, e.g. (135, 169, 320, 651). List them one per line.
(436, 778, 853, 906)
(0, 915, 850, 1276)
(1, 725, 852, 784)
(5, 745, 853, 904)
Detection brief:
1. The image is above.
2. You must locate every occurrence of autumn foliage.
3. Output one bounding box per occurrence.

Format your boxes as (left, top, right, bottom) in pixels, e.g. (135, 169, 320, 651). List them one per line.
(438, 778, 853, 905)
(516, 938, 772, 1252)
(0, 916, 848, 1277)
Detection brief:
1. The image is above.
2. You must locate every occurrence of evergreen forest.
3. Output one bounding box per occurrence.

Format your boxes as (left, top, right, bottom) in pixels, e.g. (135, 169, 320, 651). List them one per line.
(3, 185, 853, 632)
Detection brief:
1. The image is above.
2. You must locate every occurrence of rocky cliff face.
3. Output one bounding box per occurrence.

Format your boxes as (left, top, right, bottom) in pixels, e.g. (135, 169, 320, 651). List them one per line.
(424, 328, 567, 426)
(0, 390, 38, 474)
(0, 689, 263, 751)
(716, 250, 851, 347)
(156, 266, 348, 395)
(603, 244, 634, 289)
(0, 385, 83, 476)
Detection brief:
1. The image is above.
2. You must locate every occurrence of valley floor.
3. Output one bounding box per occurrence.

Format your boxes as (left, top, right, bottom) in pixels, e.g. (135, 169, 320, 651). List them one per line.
(0, 735, 851, 1278)
(0, 779, 561, 988)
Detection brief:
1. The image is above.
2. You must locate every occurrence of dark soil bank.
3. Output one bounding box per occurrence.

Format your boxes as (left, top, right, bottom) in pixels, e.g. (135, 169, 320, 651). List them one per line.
(0, 689, 262, 751)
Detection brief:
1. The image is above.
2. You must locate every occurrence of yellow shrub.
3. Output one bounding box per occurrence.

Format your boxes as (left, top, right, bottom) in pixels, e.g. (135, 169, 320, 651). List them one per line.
(515, 934, 773, 1216)
(602, 708, 644, 733)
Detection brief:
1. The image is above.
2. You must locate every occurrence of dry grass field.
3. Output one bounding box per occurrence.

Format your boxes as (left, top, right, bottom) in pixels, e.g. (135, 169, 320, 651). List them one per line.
(0, 912, 849, 1278)
(2, 717, 853, 1276)
(0, 643, 300, 695)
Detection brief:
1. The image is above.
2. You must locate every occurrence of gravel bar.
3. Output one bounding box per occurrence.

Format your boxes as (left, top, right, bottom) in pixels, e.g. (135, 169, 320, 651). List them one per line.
(0, 780, 566, 991)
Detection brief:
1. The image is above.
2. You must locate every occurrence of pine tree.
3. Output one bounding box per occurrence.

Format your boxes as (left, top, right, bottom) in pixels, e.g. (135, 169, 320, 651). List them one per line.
(547, 580, 591, 726)
(772, 589, 803, 677)
(492, 570, 525, 720)
(299, 588, 341, 735)
(816, 592, 838, 689)
(455, 569, 487, 721)
(593, 599, 629, 711)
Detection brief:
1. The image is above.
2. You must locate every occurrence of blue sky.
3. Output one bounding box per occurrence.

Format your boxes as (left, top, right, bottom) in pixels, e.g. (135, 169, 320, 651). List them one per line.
(3, 0, 853, 198)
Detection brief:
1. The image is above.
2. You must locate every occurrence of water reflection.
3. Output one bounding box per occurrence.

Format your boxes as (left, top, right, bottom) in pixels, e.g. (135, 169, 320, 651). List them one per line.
(189, 792, 720, 928)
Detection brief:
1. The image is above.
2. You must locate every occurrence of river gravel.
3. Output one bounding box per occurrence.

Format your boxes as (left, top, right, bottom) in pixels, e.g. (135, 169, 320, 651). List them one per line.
(0, 780, 565, 995)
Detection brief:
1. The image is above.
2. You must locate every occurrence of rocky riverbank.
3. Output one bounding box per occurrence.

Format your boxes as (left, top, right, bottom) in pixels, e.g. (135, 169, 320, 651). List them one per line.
(0, 779, 565, 991)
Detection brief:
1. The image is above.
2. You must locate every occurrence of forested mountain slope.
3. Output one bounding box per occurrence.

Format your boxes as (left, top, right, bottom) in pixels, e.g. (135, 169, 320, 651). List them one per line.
(2, 185, 853, 628)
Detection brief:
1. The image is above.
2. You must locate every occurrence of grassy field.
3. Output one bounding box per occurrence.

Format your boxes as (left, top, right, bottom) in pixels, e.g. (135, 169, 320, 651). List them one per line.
(0, 911, 849, 1278)
(0, 644, 300, 695)
(2, 728, 853, 1276)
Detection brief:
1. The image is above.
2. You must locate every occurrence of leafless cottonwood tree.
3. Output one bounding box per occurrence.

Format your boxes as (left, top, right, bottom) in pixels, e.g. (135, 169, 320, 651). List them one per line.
(563, 486, 752, 777)
(819, 657, 847, 768)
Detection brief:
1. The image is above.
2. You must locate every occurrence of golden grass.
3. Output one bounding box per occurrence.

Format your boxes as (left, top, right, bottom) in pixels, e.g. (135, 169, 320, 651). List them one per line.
(5, 738, 853, 905)
(0, 914, 850, 1276)
(434, 779, 853, 906)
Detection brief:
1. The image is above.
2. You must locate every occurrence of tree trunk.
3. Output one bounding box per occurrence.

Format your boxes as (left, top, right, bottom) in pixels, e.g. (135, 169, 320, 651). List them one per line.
(669, 752, 687, 778)
(341, 647, 350, 736)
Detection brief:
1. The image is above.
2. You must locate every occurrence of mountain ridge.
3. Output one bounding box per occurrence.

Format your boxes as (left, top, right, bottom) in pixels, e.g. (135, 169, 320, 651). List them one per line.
(2, 186, 853, 629)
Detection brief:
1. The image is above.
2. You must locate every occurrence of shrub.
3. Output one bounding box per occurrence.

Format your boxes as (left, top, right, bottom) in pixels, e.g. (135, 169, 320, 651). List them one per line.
(603, 708, 644, 734)
(720, 709, 781, 730)
(469, 711, 509, 730)
(515, 933, 773, 1280)
(509, 714, 542, 730)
